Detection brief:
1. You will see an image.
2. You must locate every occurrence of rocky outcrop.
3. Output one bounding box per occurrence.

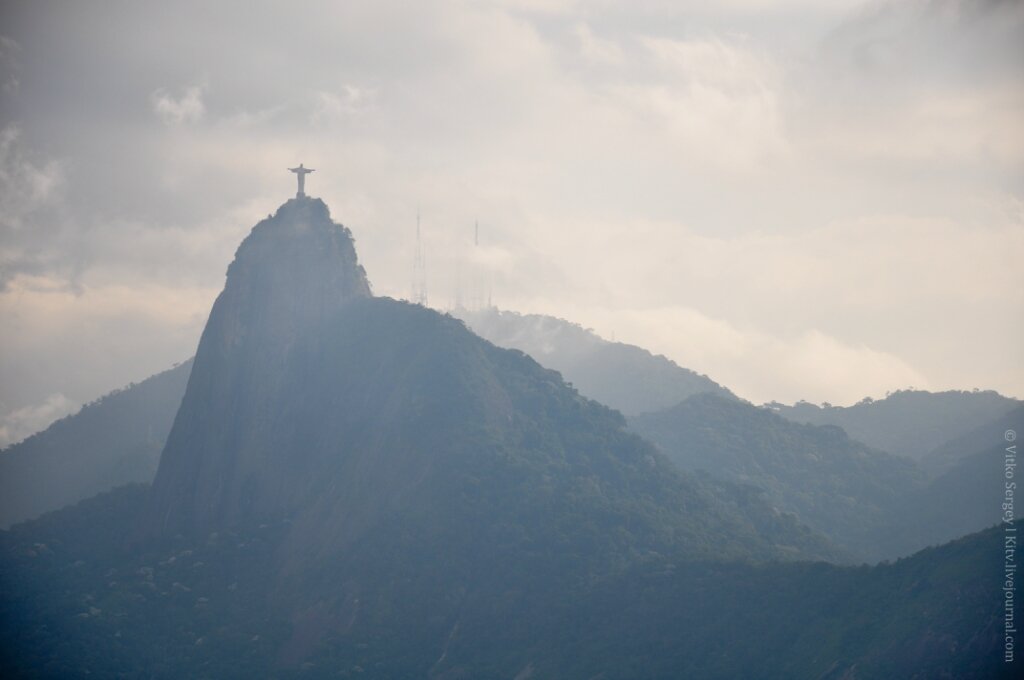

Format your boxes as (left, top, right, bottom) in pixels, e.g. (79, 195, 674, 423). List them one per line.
(143, 196, 371, 537)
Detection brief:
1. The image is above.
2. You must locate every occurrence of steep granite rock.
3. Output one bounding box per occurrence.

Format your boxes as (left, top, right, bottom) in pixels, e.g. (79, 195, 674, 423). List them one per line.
(144, 197, 371, 537)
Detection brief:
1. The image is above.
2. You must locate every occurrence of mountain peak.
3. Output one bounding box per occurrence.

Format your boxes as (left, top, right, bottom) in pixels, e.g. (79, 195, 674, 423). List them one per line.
(226, 195, 371, 303)
(140, 197, 372, 537)
(209, 195, 372, 356)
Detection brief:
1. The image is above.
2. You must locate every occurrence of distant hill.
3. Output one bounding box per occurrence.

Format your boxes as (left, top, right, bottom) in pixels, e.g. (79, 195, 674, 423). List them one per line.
(0, 360, 191, 528)
(630, 392, 1023, 561)
(455, 307, 734, 416)
(545, 525, 1009, 679)
(899, 447, 1011, 548)
(926, 404, 1024, 476)
(888, 407, 1024, 552)
(769, 389, 1019, 459)
(629, 393, 924, 561)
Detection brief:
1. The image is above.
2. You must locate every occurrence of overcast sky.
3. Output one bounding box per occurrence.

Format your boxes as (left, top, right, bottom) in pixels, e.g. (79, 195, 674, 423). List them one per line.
(1, 0, 1022, 445)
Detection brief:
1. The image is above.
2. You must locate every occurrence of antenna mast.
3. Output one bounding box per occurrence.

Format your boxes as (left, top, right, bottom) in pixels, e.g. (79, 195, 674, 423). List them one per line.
(412, 210, 428, 306)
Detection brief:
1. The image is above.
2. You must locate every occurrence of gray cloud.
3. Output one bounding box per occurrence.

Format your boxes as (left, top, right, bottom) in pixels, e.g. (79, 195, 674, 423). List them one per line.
(0, 0, 1021, 441)
(151, 84, 207, 126)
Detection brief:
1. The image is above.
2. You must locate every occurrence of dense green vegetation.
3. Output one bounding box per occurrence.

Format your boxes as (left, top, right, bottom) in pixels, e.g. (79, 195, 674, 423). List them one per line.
(0, 360, 191, 528)
(1, 486, 294, 678)
(900, 427, 1022, 551)
(770, 389, 1019, 460)
(147, 294, 839, 565)
(629, 393, 1023, 562)
(457, 307, 734, 415)
(927, 404, 1024, 476)
(0, 484, 1013, 678)
(629, 393, 924, 561)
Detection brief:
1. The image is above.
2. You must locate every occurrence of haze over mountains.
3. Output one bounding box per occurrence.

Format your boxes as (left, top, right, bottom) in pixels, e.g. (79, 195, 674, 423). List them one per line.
(2, 278, 1019, 564)
(2, 0, 1021, 673)
(1, 194, 1015, 677)
(1, 304, 738, 532)
(0, 360, 191, 528)
(138, 197, 832, 571)
(629, 393, 923, 561)
(455, 307, 735, 416)
(770, 389, 1020, 460)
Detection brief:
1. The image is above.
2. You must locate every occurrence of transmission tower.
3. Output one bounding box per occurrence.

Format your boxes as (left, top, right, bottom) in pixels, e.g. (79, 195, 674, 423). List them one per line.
(412, 210, 428, 306)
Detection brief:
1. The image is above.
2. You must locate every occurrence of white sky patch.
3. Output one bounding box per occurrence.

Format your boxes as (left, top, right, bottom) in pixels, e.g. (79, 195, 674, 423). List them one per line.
(0, 126, 64, 225)
(519, 302, 930, 405)
(310, 85, 376, 125)
(607, 35, 788, 172)
(573, 23, 623, 65)
(505, 208, 1023, 404)
(0, 393, 78, 448)
(795, 86, 1024, 167)
(151, 84, 207, 125)
(0, 274, 214, 412)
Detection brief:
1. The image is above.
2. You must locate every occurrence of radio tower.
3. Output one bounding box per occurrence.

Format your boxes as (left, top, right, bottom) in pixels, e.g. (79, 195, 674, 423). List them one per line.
(474, 220, 493, 310)
(412, 210, 428, 306)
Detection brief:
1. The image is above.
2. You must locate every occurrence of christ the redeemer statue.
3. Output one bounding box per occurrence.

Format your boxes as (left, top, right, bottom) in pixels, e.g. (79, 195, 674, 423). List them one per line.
(288, 163, 315, 197)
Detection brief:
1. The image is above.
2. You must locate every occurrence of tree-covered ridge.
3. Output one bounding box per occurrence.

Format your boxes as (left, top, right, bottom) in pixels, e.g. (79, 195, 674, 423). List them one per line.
(529, 525, 1009, 679)
(148, 295, 838, 567)
(0, 484, 1011, 679)
(926, 404, 1024, 476)
(456, 307, 734, 416)
(629, 393, 924, 561)
(0, 359, 192, 528)
(769, 388, 1019, 460)
(898, 407, 1023, 551)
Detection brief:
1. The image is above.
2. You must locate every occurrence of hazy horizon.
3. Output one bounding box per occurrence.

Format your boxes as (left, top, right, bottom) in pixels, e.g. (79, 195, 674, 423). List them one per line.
(1, 0, 1022, 446)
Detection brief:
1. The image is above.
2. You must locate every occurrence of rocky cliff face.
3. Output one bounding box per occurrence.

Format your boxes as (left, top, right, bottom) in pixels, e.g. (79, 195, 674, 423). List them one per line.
(143, 197, 371, 537)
